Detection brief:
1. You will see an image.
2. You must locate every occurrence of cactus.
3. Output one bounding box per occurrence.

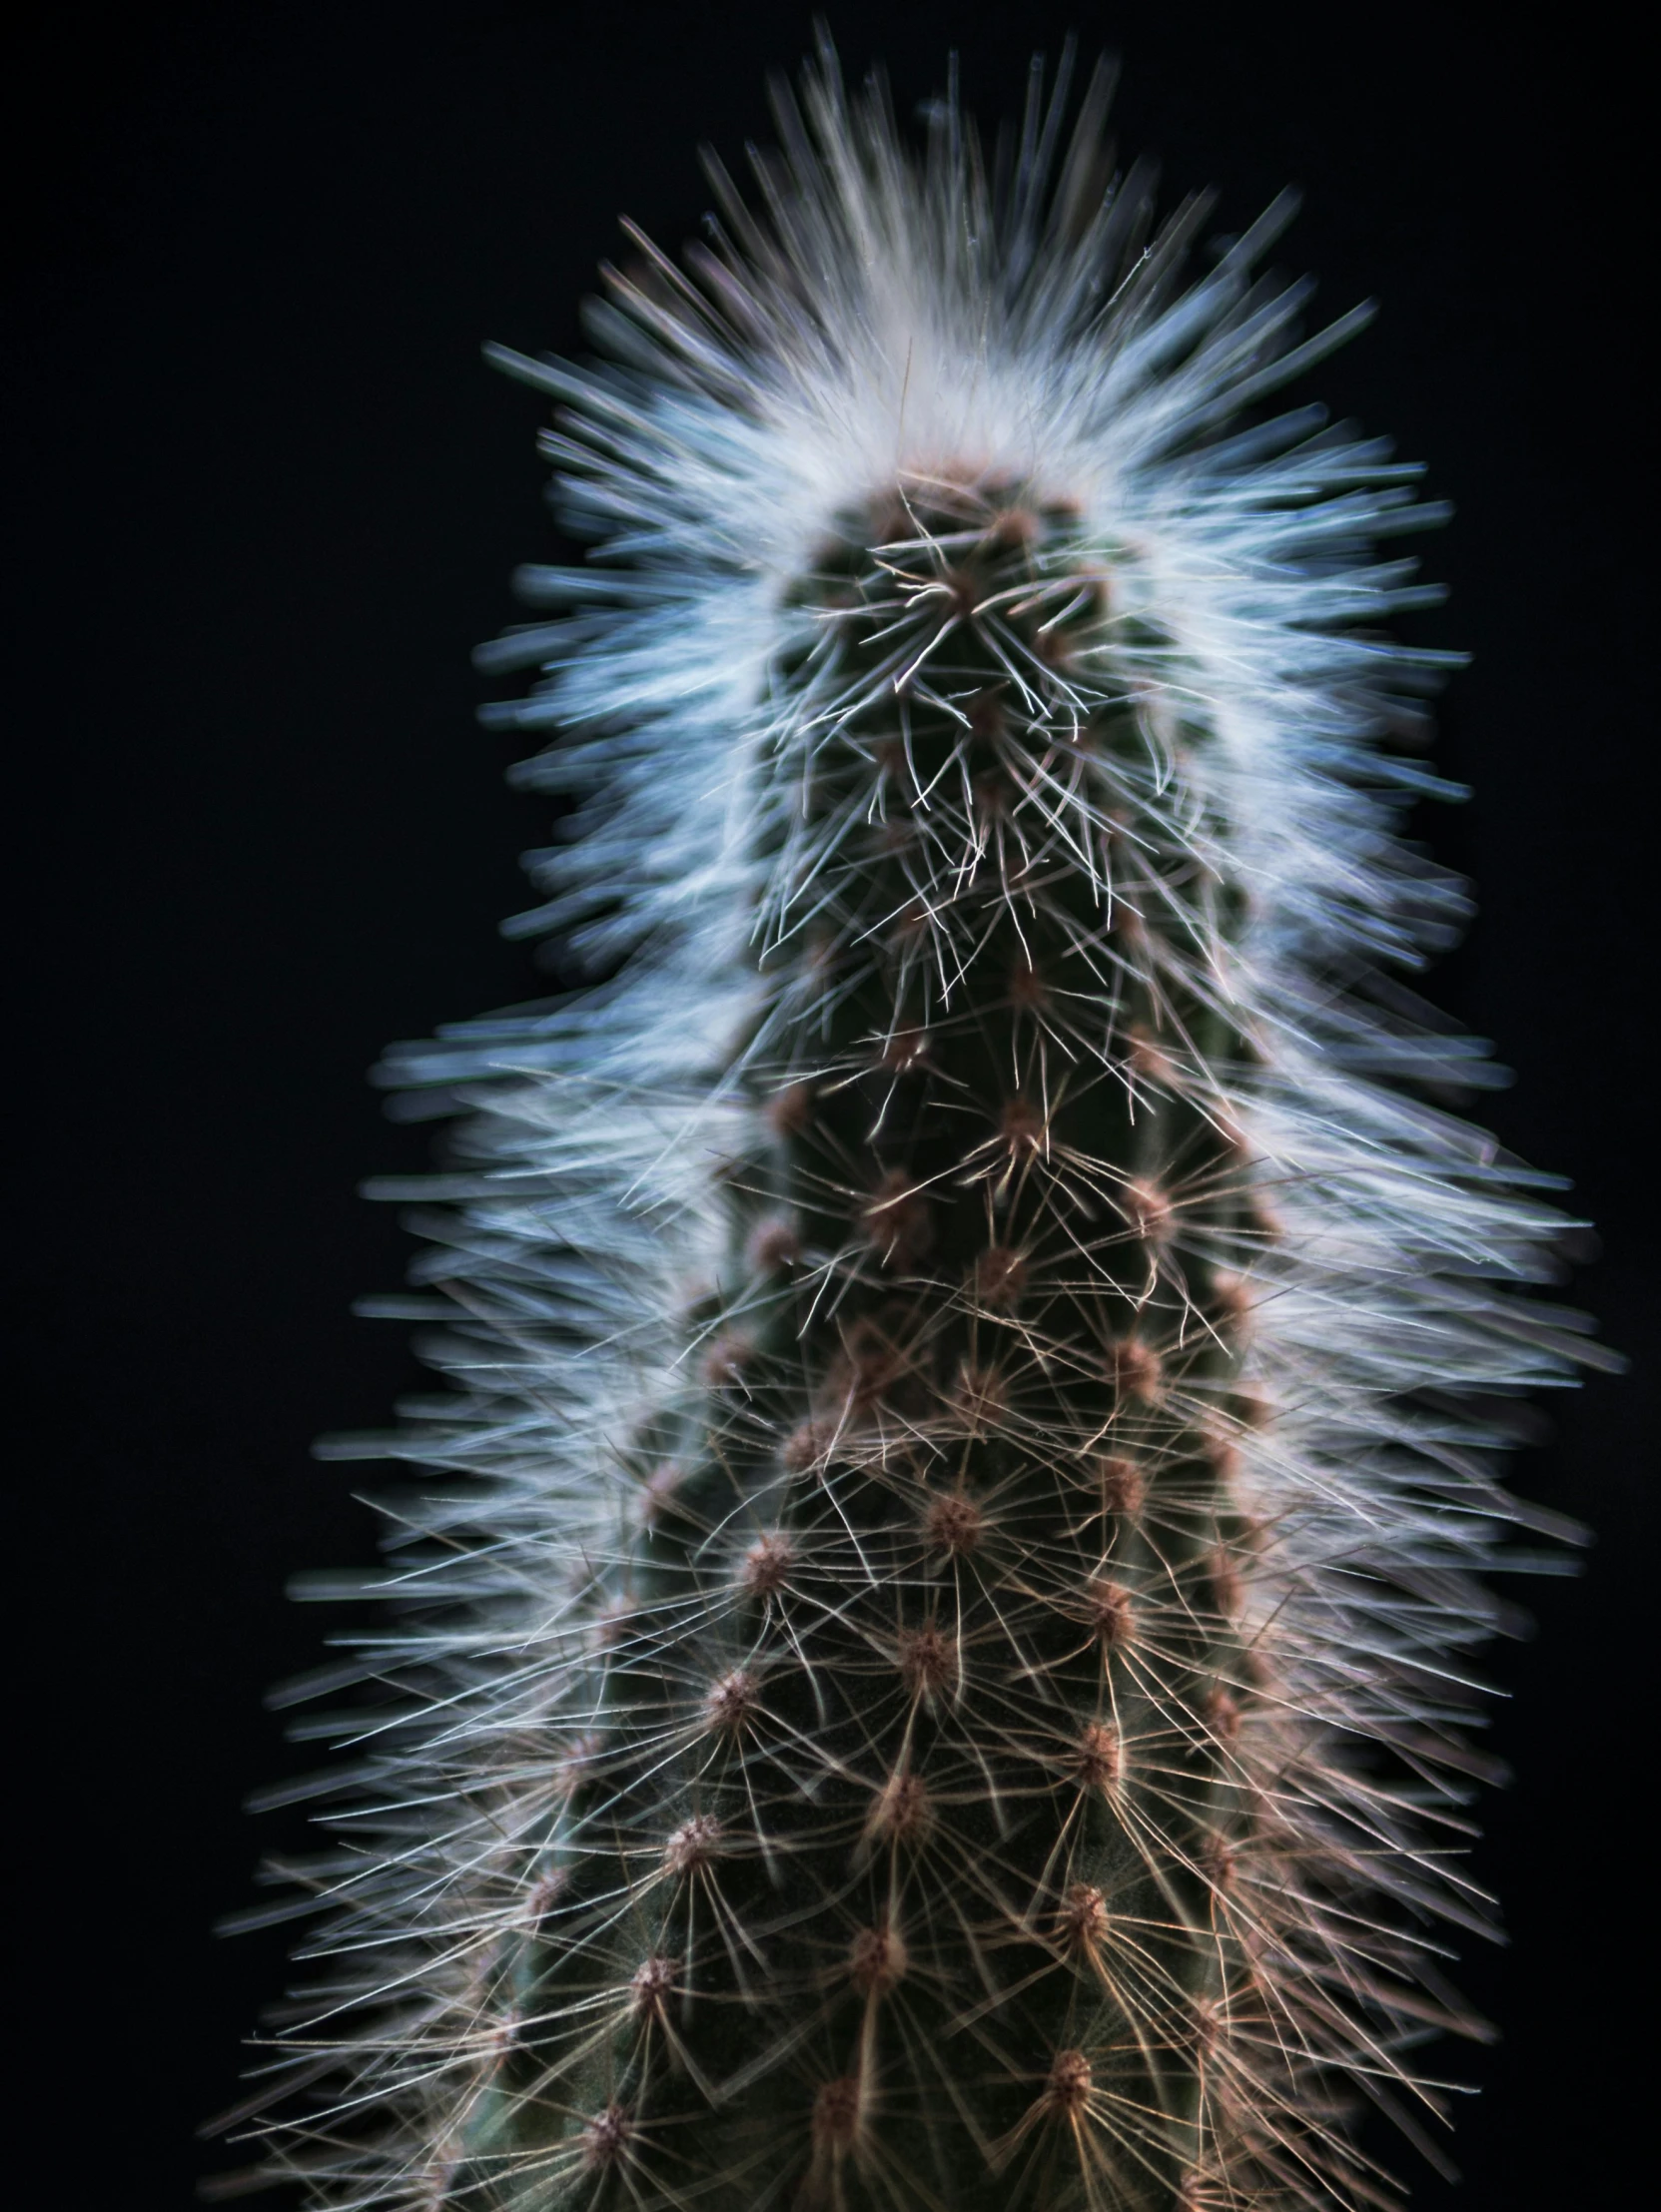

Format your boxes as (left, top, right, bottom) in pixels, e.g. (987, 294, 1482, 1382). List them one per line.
(221, 41, 1612, 2212)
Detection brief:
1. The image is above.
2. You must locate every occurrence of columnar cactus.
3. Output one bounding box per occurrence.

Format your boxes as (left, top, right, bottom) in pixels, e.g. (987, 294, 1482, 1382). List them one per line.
(225, 42, 1609, 2212)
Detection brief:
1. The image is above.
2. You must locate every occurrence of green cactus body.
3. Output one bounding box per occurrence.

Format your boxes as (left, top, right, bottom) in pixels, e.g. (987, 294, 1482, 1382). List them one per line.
(455, 480, 1269, 2209)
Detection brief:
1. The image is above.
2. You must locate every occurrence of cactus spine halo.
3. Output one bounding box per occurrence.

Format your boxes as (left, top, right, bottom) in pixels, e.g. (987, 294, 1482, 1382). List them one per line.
(223, 40, 1610, 2212)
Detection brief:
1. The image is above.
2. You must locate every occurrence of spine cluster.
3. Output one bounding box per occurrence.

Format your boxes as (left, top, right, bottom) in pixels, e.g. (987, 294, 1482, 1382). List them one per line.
(221, 46, 1607, 2212)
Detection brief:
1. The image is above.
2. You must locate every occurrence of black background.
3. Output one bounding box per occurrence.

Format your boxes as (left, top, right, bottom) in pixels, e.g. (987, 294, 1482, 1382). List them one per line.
(5, 4, 1651, 2204)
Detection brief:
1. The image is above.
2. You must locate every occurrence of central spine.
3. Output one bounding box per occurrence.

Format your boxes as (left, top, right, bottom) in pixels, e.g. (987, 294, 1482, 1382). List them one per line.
(471, 473, 1265, 2209)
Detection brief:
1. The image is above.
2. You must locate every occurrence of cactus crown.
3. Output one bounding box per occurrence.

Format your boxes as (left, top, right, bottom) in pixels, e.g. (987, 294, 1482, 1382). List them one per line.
(219, 39, 1609, 2212)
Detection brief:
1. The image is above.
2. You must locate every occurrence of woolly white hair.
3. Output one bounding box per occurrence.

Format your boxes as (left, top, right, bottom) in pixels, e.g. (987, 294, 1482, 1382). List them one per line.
(219, 39, 1608, 2212)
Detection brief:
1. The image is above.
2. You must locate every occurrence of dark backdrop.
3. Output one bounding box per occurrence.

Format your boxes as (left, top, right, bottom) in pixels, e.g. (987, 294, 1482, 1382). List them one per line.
(5, 5, 1650, 2204)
